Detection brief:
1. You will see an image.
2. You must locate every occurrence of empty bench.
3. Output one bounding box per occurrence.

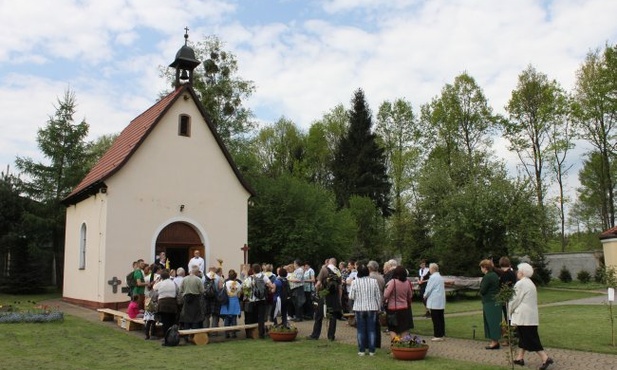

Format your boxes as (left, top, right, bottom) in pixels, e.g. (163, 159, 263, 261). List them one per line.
(97, 308, 145, 331)
(178, 324, 259, 345)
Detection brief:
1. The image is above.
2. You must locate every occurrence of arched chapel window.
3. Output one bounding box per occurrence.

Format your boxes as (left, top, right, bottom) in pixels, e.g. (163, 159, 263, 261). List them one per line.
(79, 223, 87, 270)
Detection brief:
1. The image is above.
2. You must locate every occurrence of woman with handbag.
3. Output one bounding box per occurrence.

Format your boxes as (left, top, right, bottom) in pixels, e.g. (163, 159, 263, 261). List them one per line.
(153, 270, 178, 339)
(383, 266, 414, 340)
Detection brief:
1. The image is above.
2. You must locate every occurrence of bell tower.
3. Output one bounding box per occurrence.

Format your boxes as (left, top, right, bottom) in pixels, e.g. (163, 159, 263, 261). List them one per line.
(169, 27, 201, 87)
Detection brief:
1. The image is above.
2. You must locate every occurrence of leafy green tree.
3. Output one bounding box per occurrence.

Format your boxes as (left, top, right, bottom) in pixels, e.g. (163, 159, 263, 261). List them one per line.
(574, 151, 617, 232)
(304, 104, 348, 187)
(85, 133, 118, 169)
(332, 88, 392, 216)
(416, 154, 542, 276)
(568, 199, 604, 235)
(162, 35, 256, 152)
(15, 89, 92, 288)
(348, 195, 385, 260)
(0, 166, 23, 288)
(375, 98, 422, 257)
(547, 108, 575, 251)
(250, 117, 306, 178)
(248, 175, 354, 266)
(503, 65, 573, 246)
(573, 44, 617, 229)
(420, 72, 496, 173)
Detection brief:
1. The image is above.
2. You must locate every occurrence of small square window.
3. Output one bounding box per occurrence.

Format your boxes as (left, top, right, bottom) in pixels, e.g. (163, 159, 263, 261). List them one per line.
(179, 115, 191, 137)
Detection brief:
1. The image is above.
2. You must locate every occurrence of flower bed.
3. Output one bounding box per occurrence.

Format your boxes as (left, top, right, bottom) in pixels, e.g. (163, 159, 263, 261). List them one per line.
(0, 304, 64, 323)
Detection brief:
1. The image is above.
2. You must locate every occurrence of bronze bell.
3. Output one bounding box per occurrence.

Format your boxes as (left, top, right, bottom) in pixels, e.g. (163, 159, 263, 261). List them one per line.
(179, 69, 189, 81)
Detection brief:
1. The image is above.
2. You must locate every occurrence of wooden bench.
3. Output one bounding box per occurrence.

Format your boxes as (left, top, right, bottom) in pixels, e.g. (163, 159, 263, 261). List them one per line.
(178, 324, 259, 345)
(97, 308, 145, 331)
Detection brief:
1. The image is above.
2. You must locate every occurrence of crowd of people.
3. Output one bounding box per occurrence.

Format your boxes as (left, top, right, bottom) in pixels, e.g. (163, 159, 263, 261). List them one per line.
(124, 252, 554, 368)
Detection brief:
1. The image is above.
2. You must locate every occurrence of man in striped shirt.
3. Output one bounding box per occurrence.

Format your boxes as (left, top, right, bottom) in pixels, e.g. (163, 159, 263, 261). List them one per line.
(368, 260, 385, 348)
(349, 264, 382, 356)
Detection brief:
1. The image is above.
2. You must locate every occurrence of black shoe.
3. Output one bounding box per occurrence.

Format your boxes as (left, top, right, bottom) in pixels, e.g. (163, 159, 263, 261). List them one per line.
(306, 335, 318, 340)
(513, 359, 525, 366)
(485, 344, 500, 350)
(539, 358, 554, 370)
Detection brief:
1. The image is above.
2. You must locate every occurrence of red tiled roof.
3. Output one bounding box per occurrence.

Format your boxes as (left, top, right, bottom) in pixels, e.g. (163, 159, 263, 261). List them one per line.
(64, 85, 254, 205)
(600, 226, 617, 240)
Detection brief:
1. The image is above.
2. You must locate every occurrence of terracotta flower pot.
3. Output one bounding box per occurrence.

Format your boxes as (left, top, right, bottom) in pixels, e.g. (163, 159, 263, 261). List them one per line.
(391, 346, 429, 360)
(269, 331, 298, 342)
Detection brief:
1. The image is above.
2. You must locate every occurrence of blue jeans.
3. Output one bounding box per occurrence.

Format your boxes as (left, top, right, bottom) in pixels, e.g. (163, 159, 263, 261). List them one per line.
(355, 310, 377, 353)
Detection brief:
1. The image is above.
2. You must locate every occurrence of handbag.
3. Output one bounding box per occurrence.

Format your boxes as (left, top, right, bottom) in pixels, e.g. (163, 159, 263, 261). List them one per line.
(386, 280, 398, 327)
(176, 285, 183, 305)
(217, 281, 229, 305)
(244, 301, 254, 313)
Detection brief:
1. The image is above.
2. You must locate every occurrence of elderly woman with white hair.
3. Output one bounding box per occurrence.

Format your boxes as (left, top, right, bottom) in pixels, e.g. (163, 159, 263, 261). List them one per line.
(423, 263, 446, 341)
(508, 263, 554, 370)
(383, 259, 398, 285)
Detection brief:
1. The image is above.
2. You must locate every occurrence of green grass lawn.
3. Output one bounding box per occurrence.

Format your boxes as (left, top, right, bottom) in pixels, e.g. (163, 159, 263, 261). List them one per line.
(547, 279, 606, 290)
(413, 305, 617, 355)
(411, 287, 602, 315)
(0, 315, 504, 370)
(0, 287, 610, 369)
(0, 290, 62, 310)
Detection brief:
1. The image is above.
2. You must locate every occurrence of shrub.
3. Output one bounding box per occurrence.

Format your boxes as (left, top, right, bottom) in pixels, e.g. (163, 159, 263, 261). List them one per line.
(595, 266, 606, 283)
(577, 270, 591, 284)
(530, 254, 551, 286)
(558, 266, 572, 283)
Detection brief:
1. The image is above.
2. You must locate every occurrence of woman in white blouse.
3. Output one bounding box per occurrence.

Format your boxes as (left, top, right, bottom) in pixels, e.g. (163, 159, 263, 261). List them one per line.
(349, 264, 382, 356)
(423, 263, 446, 341)
(508, 263, 554, 370)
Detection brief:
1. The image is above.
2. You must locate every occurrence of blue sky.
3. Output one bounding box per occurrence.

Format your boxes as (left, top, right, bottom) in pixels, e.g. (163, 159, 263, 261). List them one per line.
(1, 0, 617, 203)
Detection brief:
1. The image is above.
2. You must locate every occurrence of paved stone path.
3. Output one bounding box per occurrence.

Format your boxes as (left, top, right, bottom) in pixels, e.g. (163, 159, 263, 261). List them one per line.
(45, 293, 617, 370)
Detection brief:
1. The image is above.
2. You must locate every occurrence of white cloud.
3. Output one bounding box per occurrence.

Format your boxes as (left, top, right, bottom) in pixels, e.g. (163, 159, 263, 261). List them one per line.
(0, 0, 235, 64)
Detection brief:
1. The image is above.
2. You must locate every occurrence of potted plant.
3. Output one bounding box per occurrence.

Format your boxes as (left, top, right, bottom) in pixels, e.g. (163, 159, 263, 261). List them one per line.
(390, 334, 429, 360)
(268, 323, 298, 341)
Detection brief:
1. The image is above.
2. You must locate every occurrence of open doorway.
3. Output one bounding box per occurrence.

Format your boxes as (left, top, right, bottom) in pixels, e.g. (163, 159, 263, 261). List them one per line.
(155, 222, 204, 271)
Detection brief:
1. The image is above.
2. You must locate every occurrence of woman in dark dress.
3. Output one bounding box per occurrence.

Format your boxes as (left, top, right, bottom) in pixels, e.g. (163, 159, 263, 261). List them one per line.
(498, 256, 517, 322)
(479, 259, 501, 350)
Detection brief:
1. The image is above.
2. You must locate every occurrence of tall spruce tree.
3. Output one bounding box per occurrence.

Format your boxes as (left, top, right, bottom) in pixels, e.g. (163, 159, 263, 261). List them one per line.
(332, 88, 392, 216)
(15, 89, 92, 288)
